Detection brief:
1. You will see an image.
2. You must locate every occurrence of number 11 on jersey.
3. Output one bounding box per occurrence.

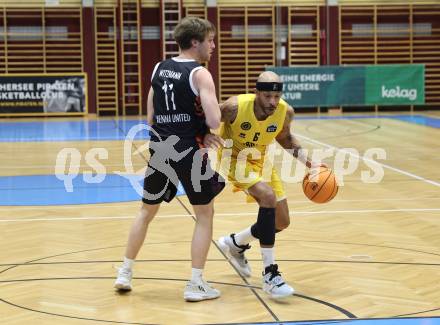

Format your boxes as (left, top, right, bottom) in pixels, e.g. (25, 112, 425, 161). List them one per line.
(161, 81, 177, 111)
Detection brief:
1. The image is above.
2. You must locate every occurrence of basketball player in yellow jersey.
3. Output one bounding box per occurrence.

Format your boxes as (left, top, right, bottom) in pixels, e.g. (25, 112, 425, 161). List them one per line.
(204, 71, 324, 299)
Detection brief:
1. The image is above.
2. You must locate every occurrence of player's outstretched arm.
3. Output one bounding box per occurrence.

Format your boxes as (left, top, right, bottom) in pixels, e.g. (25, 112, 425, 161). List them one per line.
(276, 105, 320, 169)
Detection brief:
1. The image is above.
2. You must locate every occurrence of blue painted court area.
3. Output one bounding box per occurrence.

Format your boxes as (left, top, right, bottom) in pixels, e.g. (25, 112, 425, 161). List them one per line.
(390, 115, 440, 128)
(0, 174, 184, 206)
(0, 114, 439, 142)
(250, 317, 440, 325)
(0, 118, 149, 142)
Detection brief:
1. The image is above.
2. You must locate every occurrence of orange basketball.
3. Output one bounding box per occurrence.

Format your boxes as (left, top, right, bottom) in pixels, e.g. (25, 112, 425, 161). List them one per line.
(302, 167, 338, 204)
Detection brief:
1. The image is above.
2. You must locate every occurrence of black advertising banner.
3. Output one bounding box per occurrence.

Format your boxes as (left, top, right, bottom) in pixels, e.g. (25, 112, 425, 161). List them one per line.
(0, 74, 87, 115)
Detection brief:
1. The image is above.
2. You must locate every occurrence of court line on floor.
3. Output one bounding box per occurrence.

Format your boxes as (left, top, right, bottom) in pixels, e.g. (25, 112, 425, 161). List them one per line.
(211, 197, 440, 205)
(0, 197, 438, 211)
(1, 155, 439, 170)
(0, 208, 439, 223)
(295, 133, 440, 188)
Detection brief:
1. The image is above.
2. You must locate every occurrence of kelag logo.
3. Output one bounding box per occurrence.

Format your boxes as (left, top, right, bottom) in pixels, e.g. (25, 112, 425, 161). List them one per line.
(381, 86, 417, 101)
(364, 64, 424, 105)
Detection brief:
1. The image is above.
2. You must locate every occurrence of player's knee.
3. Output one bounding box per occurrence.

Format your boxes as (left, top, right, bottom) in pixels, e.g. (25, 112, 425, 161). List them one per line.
(195, 214, 212, 221)
(257, 207, 276, 246)
(259, 188, 277, 208)
(193, 204, 214, 218)
(139, 204, 158, 223)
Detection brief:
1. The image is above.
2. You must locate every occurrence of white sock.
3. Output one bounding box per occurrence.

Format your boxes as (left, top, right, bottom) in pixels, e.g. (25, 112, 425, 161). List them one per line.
(122, 257, 134, 270)
(191, 268, 203, 283)
(234, 226, 257, 246)
(261, 247, 275, 269)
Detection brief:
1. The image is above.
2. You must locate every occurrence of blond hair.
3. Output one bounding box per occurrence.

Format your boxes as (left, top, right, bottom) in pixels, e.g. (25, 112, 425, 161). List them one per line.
(174, 17, 216, 50)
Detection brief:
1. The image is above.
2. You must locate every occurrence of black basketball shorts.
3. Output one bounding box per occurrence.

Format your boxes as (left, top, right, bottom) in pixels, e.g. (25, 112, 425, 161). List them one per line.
(142, 140, 225, 205)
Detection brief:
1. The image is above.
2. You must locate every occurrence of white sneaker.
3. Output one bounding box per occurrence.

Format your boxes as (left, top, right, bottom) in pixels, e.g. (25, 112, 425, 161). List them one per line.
(218, 234, 252, 277)
(114, 267, 132, 291)
(183, 279, 221, 302)
(262, 264, 295, 299)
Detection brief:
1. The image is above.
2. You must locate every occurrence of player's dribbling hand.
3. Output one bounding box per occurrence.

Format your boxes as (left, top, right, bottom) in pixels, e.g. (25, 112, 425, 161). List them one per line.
(203, 134, 224, 149)
(308, 162, 328, 182)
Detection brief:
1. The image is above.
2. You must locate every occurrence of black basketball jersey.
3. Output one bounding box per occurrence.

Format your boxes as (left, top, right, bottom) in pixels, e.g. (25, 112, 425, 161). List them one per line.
(150, 58, 208, 142)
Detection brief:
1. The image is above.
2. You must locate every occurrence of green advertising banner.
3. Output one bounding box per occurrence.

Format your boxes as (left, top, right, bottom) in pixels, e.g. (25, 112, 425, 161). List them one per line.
(267, 65, 424, 107)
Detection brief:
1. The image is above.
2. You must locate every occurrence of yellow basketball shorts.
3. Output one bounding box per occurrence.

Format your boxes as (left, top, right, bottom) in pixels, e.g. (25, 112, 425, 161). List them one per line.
(219, 155, 286, 202)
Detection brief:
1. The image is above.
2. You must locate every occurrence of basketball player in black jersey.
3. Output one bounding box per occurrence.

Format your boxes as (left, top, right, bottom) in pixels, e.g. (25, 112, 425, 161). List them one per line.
(115, 17, 225, 302)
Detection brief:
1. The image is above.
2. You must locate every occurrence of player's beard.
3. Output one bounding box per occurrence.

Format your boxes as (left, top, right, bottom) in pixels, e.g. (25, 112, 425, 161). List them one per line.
(262, 106, 276, 118)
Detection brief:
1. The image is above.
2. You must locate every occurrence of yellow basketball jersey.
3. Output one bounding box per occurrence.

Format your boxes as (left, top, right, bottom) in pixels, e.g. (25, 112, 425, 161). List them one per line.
(221, 93, 288, 158)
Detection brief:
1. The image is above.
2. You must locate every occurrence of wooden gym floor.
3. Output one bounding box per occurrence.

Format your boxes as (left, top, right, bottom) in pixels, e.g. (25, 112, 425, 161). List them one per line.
(0, 111, 439, 325)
